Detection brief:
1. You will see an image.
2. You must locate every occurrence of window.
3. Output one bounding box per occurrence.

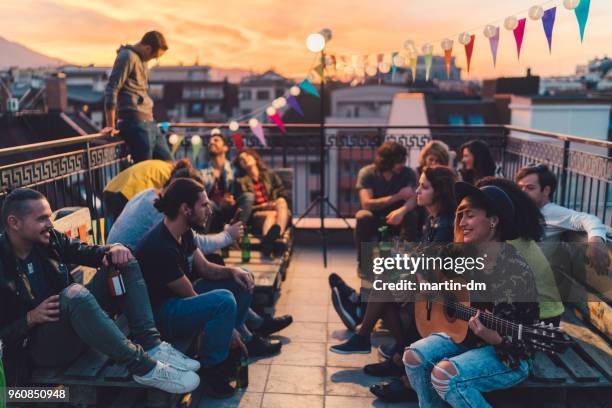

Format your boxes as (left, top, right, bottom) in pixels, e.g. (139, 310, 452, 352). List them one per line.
(182, 86, 224, 100)
(256, 90, 270, 100)
(240, 90, 252, 100)
(275, 88, 285, 98)
(468, 114, 485, 125)
(206, 103, 221, 114)
(354, 106, 360, 117)
(309, 162, 321, 175)
(188, 103, 203, 117)
(448, 114, 465, 125)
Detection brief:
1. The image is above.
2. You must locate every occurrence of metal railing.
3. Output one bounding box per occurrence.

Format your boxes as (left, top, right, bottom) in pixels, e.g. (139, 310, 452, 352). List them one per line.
(1, 124, 610, 239)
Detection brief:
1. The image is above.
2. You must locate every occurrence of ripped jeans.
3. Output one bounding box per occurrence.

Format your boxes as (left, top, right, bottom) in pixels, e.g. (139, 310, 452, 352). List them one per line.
(403, 333, 529, 408)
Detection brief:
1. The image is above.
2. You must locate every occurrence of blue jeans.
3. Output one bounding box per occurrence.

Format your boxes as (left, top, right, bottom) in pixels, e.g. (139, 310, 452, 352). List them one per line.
(193, 278, 253, 341)
(404, 333, 529, 408)
(155, 289, 236, 367)
(118, 119, 173, 163)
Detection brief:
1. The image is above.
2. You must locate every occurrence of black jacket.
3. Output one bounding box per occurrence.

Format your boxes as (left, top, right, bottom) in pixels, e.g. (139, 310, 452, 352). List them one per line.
(0, 229, 106, 385)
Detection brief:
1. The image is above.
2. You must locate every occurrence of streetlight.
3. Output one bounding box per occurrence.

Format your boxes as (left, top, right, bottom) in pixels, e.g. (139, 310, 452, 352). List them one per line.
(294, 28, 351, 268)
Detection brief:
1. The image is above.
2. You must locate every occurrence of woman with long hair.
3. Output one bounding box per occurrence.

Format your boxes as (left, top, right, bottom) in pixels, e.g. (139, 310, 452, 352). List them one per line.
(403, 182, 538, 407)
(459, 140, 496, 185)
(476, 177, 564, 325)
(330, 167, 457, 360)
(234, 149, 289, 255)
(418, 141, 452, 173)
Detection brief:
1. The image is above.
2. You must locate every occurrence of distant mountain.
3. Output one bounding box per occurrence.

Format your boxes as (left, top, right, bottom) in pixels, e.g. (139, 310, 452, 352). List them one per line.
(0, 36, 66, 69)
(209, 66, 253, 83)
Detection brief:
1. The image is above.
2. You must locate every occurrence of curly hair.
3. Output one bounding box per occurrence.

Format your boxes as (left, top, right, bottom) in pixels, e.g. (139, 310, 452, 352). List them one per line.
(375, 141, 407, 172)
(419, 141, 451, 168)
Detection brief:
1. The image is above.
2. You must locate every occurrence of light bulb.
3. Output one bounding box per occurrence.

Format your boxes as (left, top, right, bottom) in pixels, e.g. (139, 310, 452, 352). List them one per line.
(440, 38, 453, 51)
(306, 33, 325, 52)
(528, 5, 544, 20)
(378, 62, 391, 74)
(393, 54, 405, 67)
(504, 16, 518, 30)
(211, 128, 221, 136)
(229, 121, 239, 132)
(248, 118, 259, 128)
(168, 133, 179, 145)
(458, 32, 472, 45)
(191, 134, 202, 146)
(366, 65, 378, 76)
(422, 43, 433, 54)
(266, 107, 277, 116)
(483, 25, 498, 39)
(563, 0, 580, 10)
(290, 86, 301, 96)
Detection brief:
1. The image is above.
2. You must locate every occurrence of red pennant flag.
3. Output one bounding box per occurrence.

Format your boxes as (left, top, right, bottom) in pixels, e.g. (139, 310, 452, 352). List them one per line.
(268, 112, 286, 133)
(444, 49, 452, 79)
(513, 18, 527, 60)
(464, 35, 475, 74)
(231, 133, 244, 151)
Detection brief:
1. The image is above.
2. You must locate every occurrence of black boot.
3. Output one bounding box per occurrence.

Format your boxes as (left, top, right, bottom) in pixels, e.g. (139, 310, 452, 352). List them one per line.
(199, 359, 236, 399)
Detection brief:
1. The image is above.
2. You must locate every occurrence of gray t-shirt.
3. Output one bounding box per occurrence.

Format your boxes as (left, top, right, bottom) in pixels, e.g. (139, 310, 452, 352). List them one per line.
(107, 188, 232, 253)
(355, 164, 417, 199)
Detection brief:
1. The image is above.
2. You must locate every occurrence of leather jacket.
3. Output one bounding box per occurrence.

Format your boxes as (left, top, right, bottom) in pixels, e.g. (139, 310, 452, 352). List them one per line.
(0, 229, 106, 385)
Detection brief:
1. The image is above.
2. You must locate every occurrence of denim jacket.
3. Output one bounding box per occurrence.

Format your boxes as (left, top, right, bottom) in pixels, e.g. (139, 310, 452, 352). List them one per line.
(200, 159, 237, 197)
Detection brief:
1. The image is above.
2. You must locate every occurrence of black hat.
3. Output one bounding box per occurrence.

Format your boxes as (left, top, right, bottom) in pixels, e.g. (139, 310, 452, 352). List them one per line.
(455, 181, 518, 239)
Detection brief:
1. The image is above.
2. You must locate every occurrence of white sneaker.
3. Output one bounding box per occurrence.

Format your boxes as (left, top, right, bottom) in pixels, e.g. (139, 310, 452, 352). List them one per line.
(148, 341, 201, 372)
(133, 361, 200, 394)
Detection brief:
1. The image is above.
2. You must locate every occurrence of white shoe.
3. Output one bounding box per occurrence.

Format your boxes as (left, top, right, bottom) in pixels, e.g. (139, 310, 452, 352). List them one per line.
(133, 361, 200, 394)
(148, 341, 201, 372)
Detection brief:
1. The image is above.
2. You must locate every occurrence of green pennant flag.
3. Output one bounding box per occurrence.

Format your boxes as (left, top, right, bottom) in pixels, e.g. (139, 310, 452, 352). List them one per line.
(575, 0, 590, 42)
(299, 79, 320, 97)
(314, 63, 325, 79)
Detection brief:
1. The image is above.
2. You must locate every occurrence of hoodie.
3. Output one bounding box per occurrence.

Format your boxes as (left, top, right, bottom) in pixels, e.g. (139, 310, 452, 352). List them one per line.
(104, 45, 154, 121)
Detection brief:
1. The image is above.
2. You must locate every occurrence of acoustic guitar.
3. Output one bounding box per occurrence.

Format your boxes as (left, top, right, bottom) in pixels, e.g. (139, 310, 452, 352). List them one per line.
(415, 288, 574, 354)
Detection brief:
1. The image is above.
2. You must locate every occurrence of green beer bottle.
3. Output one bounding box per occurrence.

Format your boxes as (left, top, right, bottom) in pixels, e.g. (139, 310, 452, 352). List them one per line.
(378, 226, 391, 257)
(241, 228, 251, 263)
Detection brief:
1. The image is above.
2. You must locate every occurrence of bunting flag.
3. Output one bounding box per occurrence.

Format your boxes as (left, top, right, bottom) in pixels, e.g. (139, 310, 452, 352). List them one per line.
(314, 63, 325, 79)
(250, 123, 267, 146)
(391, 51, 398, 81)
(299, 79, 320, 97)
(424, 53, 433, 81)
(444, 49, 452, 78)
(464, 35, 475, 74)
(409, 56, 417, 82)
(171, 135, 185, 155)
(269, 112, 286, 133)
(489, 26, 500, 67)
(513, 18, 527, 60)
(287, 95, 304, 116)
(231, 133, 244, 152)
(542, 7, 556, 53)
(575, 0, 590, 42)
(159, 122, 170, 132)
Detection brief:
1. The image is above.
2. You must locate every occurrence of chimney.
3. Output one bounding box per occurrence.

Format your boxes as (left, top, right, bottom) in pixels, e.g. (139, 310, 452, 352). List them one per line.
(45, 72, 68, 112)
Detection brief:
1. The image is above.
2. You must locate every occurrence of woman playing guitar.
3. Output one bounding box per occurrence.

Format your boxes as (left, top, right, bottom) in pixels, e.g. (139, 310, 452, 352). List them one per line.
(404, 182, 539, 408)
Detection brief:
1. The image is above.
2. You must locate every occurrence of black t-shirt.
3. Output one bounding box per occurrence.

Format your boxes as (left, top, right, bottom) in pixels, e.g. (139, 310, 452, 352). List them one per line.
(355, 164, 417, 215)
(19, 252, 52, 305)
(135, 221, 197, 308)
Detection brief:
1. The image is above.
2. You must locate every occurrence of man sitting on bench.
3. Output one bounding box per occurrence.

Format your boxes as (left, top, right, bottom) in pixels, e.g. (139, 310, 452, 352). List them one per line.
(0, 188, 199, 393)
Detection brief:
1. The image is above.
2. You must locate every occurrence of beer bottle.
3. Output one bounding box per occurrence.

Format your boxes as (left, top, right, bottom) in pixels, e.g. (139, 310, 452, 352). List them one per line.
(378, 226, 391, 257)
(107, 265, 126, 297)
(241, 228, 251, 264)
(235, 349, 249, 390)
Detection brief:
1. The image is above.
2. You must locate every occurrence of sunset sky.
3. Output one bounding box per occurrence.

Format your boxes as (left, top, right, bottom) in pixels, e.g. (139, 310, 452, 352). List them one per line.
(1, 0, 611, 79)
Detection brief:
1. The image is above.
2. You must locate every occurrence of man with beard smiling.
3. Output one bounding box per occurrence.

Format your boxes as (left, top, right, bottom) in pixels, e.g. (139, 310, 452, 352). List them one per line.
(200, 134, 254, 233)
(0, 188, 200, 393)
(134, 178, 266, 398)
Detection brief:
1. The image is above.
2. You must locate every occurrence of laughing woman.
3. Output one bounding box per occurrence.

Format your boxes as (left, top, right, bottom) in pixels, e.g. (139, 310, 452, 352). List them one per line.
(403, 182, 539, 408)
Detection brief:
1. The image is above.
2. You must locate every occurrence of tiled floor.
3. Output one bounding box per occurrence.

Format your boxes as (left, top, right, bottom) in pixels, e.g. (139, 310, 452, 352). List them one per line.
(195, 245, 417, 408)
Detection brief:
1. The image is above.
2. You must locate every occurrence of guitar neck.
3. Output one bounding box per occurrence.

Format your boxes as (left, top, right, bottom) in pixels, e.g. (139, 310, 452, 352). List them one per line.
(445, 301, 524, 340)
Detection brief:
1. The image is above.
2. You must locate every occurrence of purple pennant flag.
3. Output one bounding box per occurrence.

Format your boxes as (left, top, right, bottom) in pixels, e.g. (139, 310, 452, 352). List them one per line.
(488, 26, 500, 67)
(287, 95, 304, 116)
(542, 7, 556, 53)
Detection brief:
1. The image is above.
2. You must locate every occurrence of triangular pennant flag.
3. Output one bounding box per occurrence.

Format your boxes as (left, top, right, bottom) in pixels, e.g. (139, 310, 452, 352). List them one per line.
(488, 26, 500, 67)
(287, 95, 304, 116)
(231, 133, 244, 152)
(542, 7, 556, 53)
(464, 35, 475, 74)
(513, 18, 526, 60)
(268, 112, 286, 133)
(314, 63, 324, 79)
(171, 135, 185, 155)
(424, 53, 433, 81)
(575, 0, 590, 42)
(444, 49, 452, 79)
(159, 122, 170, 132)
(391, 51, 398, 81)
(299, 79, 320, 97)
(409, 56, 417, 82)
(250, 123, 267, 146)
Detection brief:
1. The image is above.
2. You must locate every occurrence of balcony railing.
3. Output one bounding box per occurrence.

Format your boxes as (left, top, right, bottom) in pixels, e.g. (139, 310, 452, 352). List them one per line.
(1, 124, 610, 244)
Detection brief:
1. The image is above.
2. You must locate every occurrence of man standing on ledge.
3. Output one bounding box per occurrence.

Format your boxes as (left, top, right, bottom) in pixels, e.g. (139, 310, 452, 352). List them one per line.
(104, 31, 173, 163)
